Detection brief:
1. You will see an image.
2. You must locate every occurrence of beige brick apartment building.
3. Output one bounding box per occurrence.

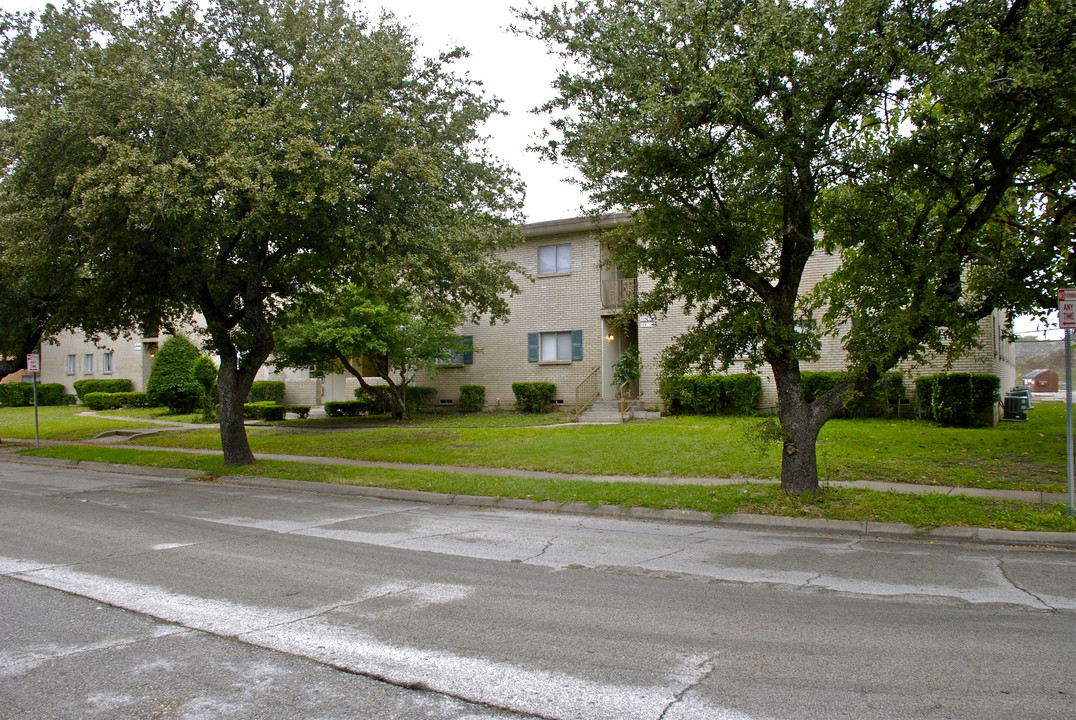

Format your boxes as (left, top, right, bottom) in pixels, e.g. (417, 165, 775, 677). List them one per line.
(17, 213, 1015, 411)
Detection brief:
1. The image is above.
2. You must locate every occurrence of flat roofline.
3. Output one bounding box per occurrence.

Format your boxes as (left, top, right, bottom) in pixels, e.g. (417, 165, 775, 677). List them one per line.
(522, 212, 631, 238)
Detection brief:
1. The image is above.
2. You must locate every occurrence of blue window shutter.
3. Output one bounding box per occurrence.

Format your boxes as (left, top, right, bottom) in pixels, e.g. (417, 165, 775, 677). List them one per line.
(463, 336, 474, 365)
(528, 333, 539, 362)
(571, 330, 583, 361)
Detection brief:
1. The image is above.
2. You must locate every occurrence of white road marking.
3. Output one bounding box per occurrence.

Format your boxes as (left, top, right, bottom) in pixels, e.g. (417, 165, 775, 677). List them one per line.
(2, 556, 766, 720)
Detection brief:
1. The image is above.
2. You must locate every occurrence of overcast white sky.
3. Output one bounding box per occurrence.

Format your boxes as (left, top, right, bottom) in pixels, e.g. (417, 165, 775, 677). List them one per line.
(4, 0, 1065, 337)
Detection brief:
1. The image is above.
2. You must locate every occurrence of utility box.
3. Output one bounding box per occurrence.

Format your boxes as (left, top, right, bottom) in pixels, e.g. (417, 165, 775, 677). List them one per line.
(1003, 393, 1029, 421)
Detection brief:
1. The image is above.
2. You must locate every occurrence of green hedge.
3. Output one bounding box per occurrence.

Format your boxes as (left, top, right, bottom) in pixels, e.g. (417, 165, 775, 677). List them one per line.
(287, 405, 310, 419)
(800, 371, 905, 417)
(458, 385, 485, 413)
(0, 383, 33, 407)
(326, 399, 375, 417)
(658, 374, 761, 415)
(355, 385, 436, 413)
(915, 373, 1001, 426)
(512, 382, 557, 413)
(84, 391, 153, 410)
(73, 378, 133, 401)
(243, 401, 286, 421)
(249, 380, 285, 403)
(36, 383, 73, 406)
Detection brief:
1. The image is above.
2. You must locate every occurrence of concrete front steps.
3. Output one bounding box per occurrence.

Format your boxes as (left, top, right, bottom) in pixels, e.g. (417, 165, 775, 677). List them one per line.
(577, 400, 662, 424)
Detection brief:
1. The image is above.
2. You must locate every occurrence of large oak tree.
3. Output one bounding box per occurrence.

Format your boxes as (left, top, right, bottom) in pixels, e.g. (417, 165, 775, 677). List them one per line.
(1, 0, 522, 463)
(523, 0, 1074, 493)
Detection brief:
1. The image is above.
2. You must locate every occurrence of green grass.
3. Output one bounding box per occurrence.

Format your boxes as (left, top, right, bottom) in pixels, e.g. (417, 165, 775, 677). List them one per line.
(2, 402, 1072, 494)
(123, 404, 1073, 493)
(0, 406, 160, 441)
(20, 444, 1076, 533)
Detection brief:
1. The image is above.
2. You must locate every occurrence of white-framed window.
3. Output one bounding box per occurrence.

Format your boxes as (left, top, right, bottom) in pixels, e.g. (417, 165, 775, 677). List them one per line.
(84, 353, 94, 374)
(66, 355, 76, 374)
(528, 331, 582, 363)
(538, 243, 571, 275)
(541, 332, 573, 362)
(102, 351, 114, 373)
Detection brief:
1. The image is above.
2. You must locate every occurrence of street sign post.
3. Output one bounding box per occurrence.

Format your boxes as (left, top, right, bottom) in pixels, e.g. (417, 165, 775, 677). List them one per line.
(27, 354, 41, 449)
(1060, 290, 1074, 517)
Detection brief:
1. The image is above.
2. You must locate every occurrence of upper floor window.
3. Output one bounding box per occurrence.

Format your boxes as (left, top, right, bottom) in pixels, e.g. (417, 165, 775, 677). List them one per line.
(538, 243, 571, 275)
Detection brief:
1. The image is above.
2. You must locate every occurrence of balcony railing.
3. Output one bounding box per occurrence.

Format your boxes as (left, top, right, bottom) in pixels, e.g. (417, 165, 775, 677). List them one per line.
(601, 278, 637, 309)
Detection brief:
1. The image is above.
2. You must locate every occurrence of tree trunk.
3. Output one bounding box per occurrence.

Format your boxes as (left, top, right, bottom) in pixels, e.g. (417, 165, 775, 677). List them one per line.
(216, 361, 257, 466)
(777, 406, 823, 495)
(769, 355, 827, 495)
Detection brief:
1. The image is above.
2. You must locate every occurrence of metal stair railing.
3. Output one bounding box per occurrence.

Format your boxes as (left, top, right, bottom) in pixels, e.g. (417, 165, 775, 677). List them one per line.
(575, 366, 602, 418)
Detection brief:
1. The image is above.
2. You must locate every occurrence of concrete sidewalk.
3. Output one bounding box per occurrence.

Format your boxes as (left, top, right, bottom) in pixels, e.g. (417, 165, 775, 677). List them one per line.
(1, 446, 1072, 549)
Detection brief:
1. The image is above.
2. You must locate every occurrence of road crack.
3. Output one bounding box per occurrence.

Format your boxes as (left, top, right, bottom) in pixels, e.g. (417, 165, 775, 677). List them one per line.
(995, 558, 1053, 610)
(657, 654, 718, 720)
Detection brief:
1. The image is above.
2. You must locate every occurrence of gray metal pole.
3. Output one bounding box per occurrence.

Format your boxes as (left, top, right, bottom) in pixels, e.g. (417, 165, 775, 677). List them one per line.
(1065, 328, 1073, 517)
(31, 370, 39, 449)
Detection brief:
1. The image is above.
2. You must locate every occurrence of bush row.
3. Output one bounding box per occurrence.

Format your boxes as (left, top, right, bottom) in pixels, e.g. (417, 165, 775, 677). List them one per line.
(800, 371, 906, 417)
(512, 382, 557, 413)
(73, 378, 133, 401)
(915, 373, 1001, 426)
(658, 374, 762, 416)
(83, 392, 153, 410)
(0, 383, 73, 407)
(243, 401, 287, 421)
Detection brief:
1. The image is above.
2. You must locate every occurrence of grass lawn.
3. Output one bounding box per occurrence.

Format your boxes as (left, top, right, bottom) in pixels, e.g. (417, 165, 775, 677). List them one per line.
(0, 406, 160, 441)
(19, 444, 1076, 533)
(113, 402, 1074, 493)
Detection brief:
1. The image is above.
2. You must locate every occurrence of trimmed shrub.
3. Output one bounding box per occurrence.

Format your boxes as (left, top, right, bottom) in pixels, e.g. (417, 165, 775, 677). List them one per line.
(326, 399, 374, 417)
(0, 383, 33, 407)
(406, 386, 437, 407)
(243, 401, 286, 420)
(73, 378, 133, 401)
(722, 374, 763, 415)
(932, 373, 974, 426)
(512, 382, 557, 413)
(287, 405, 311, 419)
(458, 385, 485, 413)
(249, 380, 285, 403)
(357, 385, 436, 414)
(192, 355, 218, 421)
(658, 374, 761, 415)
(801, 371, 906, 417)
(36, 383, 73, 406)
(84, 392, 152, 410)
(915, 373, 999, 425)
(147, 336, 203, 414)
(262, 404, 287, 421)
(914, 375, 938, 417)
(800, 372, 846, 404)
(970, 374, 1001, 415)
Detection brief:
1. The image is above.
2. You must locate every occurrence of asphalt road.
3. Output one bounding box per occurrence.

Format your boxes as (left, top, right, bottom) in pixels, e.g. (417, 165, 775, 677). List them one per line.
(1, 460, 1073, 720)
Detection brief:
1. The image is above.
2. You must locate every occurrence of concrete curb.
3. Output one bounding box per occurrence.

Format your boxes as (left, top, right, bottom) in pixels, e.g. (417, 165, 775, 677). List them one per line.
(209, 473, 1075, 549)
(1, 453, 1072, 549)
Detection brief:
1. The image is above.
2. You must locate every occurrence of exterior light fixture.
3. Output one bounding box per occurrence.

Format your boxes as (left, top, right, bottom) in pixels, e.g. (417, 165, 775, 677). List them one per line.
(606, 334, 615, 341)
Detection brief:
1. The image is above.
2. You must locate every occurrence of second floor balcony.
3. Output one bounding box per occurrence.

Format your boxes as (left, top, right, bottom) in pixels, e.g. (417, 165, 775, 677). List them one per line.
(601, 277, 637, 310)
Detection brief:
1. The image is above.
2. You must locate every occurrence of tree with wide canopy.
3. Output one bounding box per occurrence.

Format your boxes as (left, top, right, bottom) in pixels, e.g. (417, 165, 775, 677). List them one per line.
(522, 0, 1074, 493)
(1, 0, 523, 463)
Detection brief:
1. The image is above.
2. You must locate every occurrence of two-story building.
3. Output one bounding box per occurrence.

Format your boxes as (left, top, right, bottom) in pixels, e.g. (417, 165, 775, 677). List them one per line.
(15, 213, 1015, 412)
